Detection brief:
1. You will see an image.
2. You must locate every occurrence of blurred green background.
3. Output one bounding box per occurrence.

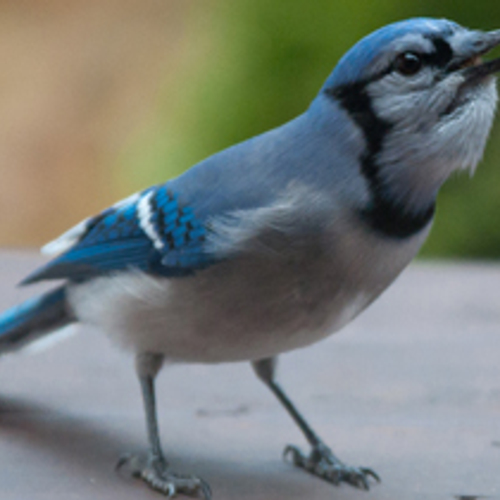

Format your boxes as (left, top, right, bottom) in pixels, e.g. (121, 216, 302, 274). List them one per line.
(1, 0, 500, 257)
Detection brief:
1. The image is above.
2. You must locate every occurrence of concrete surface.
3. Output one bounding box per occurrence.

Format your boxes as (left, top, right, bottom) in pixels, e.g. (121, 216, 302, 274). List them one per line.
(0, 250, 499, 499)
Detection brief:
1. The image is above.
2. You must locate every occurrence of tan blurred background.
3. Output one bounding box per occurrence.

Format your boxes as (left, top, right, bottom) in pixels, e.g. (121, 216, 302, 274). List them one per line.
(1, 0, 500, 257)
(0, 0, 191, 246)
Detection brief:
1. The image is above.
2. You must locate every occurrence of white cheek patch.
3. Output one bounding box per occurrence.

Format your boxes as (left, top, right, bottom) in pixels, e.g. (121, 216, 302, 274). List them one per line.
(438, 80, 498, 173)
(367, 71, 438, 126)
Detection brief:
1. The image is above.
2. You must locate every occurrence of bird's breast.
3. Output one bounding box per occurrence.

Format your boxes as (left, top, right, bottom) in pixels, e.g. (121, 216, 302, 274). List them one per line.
(69, 218, 430, 364)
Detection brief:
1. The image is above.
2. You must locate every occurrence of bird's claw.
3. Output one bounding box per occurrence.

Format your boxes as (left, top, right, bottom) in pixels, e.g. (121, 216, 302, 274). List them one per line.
(284, 443, 380, 490)
(116, 453, 211, 499)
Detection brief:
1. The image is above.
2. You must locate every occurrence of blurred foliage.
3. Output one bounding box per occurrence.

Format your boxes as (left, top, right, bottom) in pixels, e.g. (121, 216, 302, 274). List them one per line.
(121, 0, 500, 258)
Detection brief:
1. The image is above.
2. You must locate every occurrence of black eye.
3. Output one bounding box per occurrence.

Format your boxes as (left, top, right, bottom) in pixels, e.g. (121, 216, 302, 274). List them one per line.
(394, 52, 423, 76)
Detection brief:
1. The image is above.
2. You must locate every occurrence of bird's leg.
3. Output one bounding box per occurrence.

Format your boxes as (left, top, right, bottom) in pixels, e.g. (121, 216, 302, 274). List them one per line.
(252, 357, 380, 490)
(117, 352, 211, 499)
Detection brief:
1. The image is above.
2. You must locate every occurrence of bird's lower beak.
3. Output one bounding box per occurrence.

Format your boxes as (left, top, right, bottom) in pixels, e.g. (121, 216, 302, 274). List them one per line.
(462, 56, 500, 80)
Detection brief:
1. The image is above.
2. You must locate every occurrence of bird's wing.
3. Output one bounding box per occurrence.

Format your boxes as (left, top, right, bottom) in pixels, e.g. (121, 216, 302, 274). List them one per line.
(21, 184, 217, 285)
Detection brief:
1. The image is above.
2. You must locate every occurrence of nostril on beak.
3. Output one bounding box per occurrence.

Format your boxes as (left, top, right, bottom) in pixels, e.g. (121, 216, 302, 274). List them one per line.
(472, 40, 487, 51)
(472, 36, 488, 49)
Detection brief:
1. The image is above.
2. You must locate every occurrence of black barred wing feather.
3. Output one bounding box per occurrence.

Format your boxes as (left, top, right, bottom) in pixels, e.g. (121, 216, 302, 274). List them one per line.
(22, 185, 215, 284)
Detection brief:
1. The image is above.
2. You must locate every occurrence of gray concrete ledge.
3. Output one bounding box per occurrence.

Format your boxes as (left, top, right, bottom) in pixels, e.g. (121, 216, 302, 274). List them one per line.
(0, 251, 499, 499)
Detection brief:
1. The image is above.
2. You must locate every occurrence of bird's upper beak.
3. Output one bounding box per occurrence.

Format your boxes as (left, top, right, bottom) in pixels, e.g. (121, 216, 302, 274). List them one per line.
(449, 29, 500, 80)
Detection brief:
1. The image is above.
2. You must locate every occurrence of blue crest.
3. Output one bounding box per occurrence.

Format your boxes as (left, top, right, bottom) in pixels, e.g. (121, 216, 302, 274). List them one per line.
(324, 18, 460, 88)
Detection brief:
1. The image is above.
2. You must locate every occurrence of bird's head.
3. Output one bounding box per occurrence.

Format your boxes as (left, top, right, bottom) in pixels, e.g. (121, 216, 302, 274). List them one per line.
(320, 18, 500, 220)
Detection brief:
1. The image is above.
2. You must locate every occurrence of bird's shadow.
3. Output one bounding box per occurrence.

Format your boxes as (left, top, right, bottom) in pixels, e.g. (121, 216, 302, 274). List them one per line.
(0, 395, 323, 499)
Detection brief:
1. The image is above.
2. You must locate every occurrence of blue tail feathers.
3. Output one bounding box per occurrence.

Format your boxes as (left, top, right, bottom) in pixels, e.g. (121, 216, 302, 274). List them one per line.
(0, 287, 74, 354)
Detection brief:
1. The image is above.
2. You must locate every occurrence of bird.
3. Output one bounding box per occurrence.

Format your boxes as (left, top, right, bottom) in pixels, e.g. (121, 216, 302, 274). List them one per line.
(1, 17, 500, 499)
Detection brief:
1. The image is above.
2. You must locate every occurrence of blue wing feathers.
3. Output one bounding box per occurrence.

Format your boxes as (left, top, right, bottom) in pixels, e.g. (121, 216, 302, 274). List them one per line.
(21, 239, 154, 284)
(23, 184, 216, 285)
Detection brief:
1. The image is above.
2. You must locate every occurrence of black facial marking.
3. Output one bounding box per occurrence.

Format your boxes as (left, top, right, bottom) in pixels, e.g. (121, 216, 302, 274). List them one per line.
(428, 37, 453, 68)
(425, 36, 454, 68)
(328, 82, 389, 155)
(324, 83, 435, 239)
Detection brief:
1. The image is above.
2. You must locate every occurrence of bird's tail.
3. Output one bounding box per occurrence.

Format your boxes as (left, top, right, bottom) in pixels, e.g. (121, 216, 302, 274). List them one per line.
(0, 286, 74, 354)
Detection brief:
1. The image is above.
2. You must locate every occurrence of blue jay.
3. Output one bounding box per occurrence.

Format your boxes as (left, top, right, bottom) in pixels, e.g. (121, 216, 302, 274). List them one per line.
(1, 17, 500, 498)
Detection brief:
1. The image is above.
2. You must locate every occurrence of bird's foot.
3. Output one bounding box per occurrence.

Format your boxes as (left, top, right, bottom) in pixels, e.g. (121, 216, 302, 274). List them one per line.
(116, 453, 211, 499)
(284, 442, 380, 490)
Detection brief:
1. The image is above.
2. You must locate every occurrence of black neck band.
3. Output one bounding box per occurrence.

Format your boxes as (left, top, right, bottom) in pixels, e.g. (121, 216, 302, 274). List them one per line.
(325, 83, 435, 239)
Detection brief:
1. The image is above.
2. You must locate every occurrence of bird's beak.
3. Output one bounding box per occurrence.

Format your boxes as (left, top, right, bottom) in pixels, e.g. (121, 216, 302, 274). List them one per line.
(451, 29, 500, 80)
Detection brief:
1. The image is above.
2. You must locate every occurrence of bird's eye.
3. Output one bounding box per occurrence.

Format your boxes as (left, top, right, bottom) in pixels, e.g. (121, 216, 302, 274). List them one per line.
(394, 52, 423, 76)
